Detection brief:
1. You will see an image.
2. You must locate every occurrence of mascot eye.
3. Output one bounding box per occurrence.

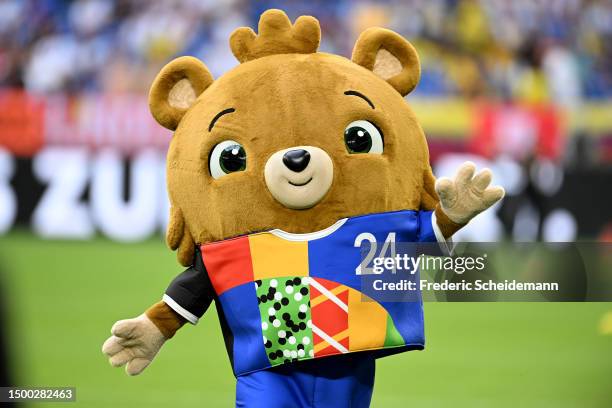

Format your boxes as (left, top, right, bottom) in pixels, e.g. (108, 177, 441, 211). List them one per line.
(344, 120, 383, 154)
(209, 140, 247, 179)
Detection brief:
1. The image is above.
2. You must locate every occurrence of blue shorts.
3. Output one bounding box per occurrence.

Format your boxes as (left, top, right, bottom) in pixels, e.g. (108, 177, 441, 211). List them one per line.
(236, 354, 376, 408)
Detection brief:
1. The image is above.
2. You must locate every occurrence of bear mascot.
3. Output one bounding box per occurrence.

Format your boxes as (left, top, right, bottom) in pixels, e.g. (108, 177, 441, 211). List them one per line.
(102, 9, 504, 407)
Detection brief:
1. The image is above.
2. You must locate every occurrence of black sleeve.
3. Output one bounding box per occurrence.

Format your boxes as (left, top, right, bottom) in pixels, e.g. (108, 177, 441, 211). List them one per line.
(162, 247, 214, 324)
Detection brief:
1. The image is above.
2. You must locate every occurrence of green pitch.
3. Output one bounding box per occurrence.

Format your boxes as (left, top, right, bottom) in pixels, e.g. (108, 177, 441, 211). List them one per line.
(0, 231, 610, 407)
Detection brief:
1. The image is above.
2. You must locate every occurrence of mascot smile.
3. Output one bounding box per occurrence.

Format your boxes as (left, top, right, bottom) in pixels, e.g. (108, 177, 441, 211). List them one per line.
(102, 9, 504, 407)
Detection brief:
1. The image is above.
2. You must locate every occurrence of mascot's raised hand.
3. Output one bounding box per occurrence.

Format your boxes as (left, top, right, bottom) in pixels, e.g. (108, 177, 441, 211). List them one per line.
(435, 161, 505, 225)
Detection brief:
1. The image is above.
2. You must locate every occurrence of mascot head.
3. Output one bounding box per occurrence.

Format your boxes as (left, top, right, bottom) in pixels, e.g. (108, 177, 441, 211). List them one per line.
(149, 9, 439, 265)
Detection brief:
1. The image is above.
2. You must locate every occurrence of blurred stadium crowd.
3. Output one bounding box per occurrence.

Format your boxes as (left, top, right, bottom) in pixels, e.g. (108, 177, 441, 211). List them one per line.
(0, 0, 610, 104)
(0, 0, 610, 242)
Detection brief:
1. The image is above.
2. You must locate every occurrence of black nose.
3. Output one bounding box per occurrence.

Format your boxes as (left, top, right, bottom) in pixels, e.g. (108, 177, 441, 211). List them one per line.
(282, 149, 310, 172)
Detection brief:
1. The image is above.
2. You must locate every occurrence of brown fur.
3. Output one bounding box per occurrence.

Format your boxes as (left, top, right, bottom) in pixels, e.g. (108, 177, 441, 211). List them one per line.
(148, 56, 213, 131)
(146, 8, 464, 337)
(150, 13, 450, 264)
(145, 301, 185, 338)
(352, 27, 421, 96)
(230, 10, 320, 63)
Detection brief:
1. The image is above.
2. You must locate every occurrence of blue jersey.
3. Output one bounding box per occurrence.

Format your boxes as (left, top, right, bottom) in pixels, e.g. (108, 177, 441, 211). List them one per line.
(164, 209, 440, 376)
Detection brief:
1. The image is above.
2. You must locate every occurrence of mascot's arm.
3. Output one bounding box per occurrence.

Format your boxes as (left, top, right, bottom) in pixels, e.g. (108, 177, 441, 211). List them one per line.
(102, 248, 213, 375)
(434, 161, 505, 238)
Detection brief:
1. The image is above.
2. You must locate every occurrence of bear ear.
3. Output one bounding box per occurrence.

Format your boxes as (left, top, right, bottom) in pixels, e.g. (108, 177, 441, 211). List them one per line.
(352, 28, 420, 96)
(149, 56, 214, 130)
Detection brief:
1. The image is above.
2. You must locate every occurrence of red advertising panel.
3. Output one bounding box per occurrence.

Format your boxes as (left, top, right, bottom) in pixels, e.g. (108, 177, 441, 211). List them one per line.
(0, 91, 44, 156)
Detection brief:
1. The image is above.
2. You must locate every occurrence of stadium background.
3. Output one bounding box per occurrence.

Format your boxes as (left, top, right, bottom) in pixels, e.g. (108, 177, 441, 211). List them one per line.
(0, 0, 611, 406)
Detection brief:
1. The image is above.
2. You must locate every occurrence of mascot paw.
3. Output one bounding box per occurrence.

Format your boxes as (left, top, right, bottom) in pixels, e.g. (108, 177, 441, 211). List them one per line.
(435, 161, 505, 225)
(102, 314, 166, 376)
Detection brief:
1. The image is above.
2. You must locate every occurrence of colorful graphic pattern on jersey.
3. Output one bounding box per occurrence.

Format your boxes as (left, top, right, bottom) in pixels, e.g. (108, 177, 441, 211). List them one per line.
(201, 209, 435, 375)
(310, 278, 349, 357)
(256, 277, 314, 364)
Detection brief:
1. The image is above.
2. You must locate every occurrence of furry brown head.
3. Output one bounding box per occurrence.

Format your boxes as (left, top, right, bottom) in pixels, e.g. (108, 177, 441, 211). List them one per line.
(149, 9, 439, 266)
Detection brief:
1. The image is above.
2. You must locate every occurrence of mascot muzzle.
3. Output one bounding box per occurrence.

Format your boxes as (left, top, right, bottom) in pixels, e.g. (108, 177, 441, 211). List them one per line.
(264, 146, 333, 209)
